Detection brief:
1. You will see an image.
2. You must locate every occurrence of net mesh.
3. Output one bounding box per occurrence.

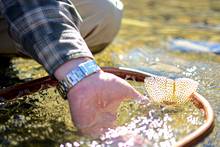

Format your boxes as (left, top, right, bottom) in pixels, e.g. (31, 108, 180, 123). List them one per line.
(144, 76, 199, 106)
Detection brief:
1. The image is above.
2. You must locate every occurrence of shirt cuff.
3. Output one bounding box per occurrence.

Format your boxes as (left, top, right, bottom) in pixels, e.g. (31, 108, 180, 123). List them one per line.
(32, 29, 94, 75)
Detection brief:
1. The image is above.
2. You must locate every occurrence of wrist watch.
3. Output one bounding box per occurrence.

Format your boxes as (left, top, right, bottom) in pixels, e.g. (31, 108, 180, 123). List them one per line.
(57, 60, 101, 99)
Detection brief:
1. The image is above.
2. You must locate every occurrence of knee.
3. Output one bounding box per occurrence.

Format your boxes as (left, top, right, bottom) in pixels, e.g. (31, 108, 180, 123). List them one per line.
(97, 0, 124, 28)
(77, 0, 124, 52)
(91, 0, 124, 53)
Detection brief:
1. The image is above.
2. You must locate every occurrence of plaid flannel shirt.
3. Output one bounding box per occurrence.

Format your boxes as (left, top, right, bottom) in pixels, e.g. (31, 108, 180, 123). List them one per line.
(0, 0, 94, 75)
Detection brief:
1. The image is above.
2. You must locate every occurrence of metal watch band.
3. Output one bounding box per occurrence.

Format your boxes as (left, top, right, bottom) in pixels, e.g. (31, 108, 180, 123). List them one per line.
(57, 60, 100, 99)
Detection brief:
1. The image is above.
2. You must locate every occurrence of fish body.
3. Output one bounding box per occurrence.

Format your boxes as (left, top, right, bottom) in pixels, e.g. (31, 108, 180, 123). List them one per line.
(144, 76, 199, 106)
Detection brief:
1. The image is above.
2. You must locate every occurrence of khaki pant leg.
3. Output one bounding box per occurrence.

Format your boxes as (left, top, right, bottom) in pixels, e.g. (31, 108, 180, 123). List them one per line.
(72, 0, 123, 53)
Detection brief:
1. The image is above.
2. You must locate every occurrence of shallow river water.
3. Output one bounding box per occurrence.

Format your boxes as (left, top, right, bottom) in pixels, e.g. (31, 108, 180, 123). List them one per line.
(0, 0, 220, 146)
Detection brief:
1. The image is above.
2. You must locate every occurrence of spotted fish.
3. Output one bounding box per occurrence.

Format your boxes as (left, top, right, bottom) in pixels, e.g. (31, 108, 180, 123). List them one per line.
(144, 76, 199, 106)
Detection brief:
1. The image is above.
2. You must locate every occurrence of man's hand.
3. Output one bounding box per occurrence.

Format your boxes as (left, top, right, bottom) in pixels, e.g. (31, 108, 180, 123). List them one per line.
(67, 71, 142, 136)
(54, 58, 143, 137)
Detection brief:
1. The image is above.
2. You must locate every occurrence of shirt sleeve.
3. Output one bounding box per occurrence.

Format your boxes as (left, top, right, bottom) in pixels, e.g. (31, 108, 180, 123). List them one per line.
(0, 0, 94, 75)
